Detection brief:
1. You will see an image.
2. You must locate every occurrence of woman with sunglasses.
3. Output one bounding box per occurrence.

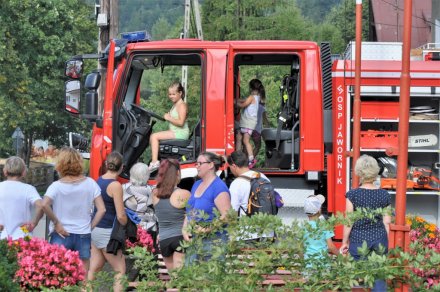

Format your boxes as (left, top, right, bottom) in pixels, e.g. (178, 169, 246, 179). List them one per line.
(153, 159, 190, 271)
(182, 152, 231, 263)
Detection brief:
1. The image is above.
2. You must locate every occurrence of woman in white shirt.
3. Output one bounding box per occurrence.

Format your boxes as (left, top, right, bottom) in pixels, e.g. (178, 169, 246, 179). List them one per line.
(40, 147, 106, 274)
(0, 156, 42, 240)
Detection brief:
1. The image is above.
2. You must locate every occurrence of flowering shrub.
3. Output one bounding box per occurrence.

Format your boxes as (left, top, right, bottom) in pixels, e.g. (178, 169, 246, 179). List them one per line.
(166, 209, 440, 291)
(407, 216, 440, 246)
(8, 237, 85, 289)
(126, 225, 155, 253)
(406, 215, 440, 288)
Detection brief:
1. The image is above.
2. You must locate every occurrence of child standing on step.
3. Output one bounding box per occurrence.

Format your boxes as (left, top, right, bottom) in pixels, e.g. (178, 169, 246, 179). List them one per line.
(149, 82, 190, 172)
(236, 79, 265, 168)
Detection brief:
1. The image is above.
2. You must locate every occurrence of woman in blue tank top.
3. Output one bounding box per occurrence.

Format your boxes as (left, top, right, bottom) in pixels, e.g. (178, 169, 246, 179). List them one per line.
(183, 152, 231, 264)
(88, 152, 127, 292)
(153, 159, 190, 271)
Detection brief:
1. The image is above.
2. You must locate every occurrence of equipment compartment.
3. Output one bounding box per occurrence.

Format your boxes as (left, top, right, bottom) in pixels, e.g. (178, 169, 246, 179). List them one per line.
(360, 130, 398, 149)
(361, 101, 399, 120)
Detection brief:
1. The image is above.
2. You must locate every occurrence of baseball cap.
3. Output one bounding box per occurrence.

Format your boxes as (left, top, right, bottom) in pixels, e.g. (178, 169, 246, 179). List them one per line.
(304, 194, 325, 215)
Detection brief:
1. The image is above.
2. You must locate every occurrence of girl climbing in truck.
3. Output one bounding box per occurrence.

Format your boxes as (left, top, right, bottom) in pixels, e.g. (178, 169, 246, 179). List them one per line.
(235, 78, 266, 168)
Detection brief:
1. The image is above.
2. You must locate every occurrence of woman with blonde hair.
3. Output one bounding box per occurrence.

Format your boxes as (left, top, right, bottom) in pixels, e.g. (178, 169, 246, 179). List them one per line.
(88, 151, 127, 292)
(0, 156, 42, 239)
(340, 154, 391, 291)
(41, 147, 105, 274)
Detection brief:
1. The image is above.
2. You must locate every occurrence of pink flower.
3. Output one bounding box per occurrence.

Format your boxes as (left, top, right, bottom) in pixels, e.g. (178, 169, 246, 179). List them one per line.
(408, 220, 440, 289)
(8, 237, 85, 289)
(125, 225, 155, 252)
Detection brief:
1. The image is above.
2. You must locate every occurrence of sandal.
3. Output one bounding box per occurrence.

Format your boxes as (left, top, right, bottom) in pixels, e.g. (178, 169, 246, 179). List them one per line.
(148, 161, 160, 172)
(248, 158, 257, 169)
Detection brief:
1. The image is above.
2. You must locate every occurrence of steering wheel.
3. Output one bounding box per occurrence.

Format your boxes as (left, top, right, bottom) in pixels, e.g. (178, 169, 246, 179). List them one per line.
(131, 103, 165, 121)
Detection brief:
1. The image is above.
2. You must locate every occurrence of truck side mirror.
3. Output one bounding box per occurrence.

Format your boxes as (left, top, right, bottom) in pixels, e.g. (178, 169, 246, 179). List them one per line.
(85, 72, 101, 90)
(65, 80, 81, 115)
(65, 59, 83, 79)
(85, 91, 98, 116)
(84, 72, 101, 116)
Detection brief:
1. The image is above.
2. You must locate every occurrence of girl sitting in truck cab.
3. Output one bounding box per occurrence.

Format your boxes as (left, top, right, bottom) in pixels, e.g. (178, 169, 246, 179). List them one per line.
(149, 82, 189, 172)
(235, 79, 266, 168)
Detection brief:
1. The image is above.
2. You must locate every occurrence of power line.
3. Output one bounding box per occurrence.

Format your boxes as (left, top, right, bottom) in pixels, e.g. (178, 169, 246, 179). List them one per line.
(372, 22, 433, 29)
(378, 0, 440, 28)
(190, 3, 197, 38)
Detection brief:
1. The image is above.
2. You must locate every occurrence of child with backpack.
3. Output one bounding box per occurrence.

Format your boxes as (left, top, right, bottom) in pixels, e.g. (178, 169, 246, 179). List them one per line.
(227, 151, 275, 216)
(235, 79, 266, 168)
(227, 151, 282, 243)
(303, 195, 339, 266)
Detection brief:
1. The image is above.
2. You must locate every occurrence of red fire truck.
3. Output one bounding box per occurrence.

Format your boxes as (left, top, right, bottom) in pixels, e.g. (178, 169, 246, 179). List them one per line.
(64, 34, 440, 230)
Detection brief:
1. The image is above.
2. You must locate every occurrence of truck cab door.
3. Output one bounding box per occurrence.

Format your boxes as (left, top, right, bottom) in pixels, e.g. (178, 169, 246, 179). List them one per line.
(112, 52, 204, 177)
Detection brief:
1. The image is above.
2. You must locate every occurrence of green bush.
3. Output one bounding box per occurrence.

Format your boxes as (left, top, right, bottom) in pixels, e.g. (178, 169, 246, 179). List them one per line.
(0, 239, 20, 291)
(129, 208, 439, 291)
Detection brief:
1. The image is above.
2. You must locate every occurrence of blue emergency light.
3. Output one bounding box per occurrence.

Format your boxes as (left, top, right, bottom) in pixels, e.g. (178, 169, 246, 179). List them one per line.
(120, 31, 151, 42)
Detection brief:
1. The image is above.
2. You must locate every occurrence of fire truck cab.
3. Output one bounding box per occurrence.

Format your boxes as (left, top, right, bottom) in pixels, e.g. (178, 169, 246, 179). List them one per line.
(65, 34, 440, 226)
(65, 33, 330, 223)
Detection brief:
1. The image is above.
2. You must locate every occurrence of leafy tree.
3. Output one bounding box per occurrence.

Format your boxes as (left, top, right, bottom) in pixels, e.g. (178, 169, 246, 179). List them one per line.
(202, 0, 312, 41)
(324, 0, 370, 49)
(296, 0, 342, 23)
(151, 17, 173, 40)
(0, 0, 97, 161)
(119, 0, 185, 35)
(311, 23, 345, 54)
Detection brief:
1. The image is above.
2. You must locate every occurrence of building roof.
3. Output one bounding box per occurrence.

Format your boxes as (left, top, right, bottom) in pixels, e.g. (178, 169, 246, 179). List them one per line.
(371, 0, 431, 48)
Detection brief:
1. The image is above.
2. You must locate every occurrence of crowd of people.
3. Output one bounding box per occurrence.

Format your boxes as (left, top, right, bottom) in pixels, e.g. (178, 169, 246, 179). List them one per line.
(0, 80, 392, 291)
(0, 147, 391, 291)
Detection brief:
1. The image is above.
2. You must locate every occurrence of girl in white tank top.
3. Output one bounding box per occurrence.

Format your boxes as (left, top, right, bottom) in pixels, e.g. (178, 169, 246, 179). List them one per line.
(235, 79, 266, 168)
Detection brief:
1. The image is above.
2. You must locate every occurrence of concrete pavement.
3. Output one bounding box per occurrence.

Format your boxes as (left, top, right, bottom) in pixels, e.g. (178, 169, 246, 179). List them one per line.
(33, 214, 48, 240)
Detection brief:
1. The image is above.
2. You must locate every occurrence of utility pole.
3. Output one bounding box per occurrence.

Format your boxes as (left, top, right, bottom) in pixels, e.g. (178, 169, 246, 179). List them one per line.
(97, 0, 119, 115)
(351, 0, 363, 188)
(181, 0, 203, 99)
(192, 0, 203, 40)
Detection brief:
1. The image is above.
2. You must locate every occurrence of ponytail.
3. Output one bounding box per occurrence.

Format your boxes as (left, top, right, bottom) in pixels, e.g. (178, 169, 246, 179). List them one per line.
(249, 79, 265, 103)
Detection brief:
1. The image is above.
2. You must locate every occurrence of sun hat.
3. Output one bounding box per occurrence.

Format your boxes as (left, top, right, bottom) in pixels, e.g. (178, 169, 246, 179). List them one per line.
(304, 194, 325, 215)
